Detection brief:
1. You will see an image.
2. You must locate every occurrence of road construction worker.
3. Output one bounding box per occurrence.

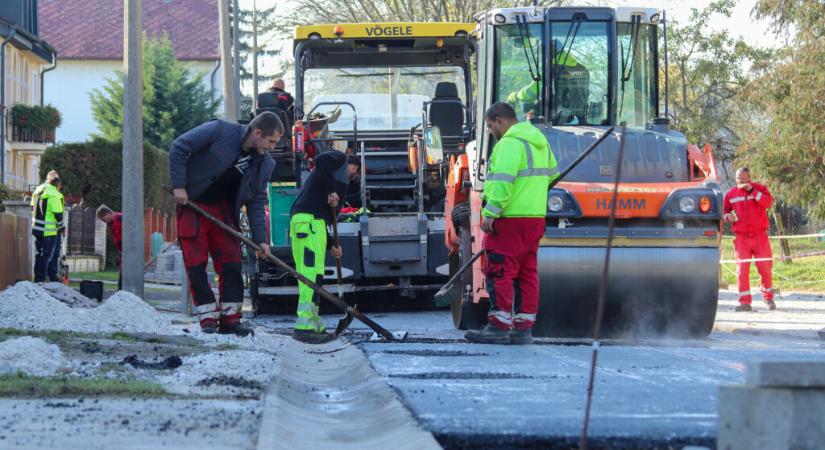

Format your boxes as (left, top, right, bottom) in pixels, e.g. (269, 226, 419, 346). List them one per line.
(169, 112, 282, 335)
(724, 167, 775, 312)
(465, 102, 559, 345)
(289, 151, 361, 344)
(505, 41, 590, 124)
(257, 78, 295, 128)
(96, 205, 123, 289)
(32, 177, 64, 283)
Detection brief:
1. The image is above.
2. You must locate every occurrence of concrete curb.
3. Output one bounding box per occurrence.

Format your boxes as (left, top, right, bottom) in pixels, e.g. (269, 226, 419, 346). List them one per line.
(255, 338, 441, 450)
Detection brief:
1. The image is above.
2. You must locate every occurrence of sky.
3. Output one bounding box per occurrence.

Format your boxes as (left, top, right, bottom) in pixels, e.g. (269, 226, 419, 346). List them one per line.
(238, 0, 783, 96)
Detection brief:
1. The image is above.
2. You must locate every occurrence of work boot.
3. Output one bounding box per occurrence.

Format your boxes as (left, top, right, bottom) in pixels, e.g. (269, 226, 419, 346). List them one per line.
(464, 324, 509, 344)
(509, 328, 534, 345)
(765, 300, 777, 311)
(735, 303, 753, 312)
(293, 329, 337, 344)
(219, 322, 254, 337)
(200, 320, 219, 334)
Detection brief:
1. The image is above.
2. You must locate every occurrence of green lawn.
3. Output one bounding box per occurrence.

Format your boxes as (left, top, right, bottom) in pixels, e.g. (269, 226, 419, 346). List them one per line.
(70, 271, 119, 282)
(0, 374, 166, 398)
(720, 237, 825, 293)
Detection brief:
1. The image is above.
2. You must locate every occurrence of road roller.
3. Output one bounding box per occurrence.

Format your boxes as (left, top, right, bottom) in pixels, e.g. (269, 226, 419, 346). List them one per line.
(441, 6, 723, 338)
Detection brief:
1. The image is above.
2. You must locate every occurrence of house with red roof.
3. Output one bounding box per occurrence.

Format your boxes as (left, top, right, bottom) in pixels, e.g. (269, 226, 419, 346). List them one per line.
(38, 0, 221, 143)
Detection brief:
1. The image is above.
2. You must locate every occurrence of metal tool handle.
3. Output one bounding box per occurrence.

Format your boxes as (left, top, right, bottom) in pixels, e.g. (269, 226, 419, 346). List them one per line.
(435, 250, 486, 297)
(548, 126, 615, 191)
(163, 185, 395, 340)
(331, 206, 344, 289)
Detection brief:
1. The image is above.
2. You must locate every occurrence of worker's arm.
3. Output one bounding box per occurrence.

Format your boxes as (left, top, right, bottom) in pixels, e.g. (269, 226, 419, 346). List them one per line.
(168, 120, 221, 190)
(50, 194, 64, 231)
(482, 138, 521, 218)
(547, 145, 560, 186)
(247, 156, 277, 247)
(752, 183, 773, 209)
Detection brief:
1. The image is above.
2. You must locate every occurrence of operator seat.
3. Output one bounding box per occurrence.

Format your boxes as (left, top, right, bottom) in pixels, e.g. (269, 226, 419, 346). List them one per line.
(428, 82, 464, 152)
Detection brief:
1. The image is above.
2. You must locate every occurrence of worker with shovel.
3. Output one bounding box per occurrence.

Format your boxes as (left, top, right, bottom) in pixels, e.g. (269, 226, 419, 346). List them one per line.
(465, 102, 559, 345)
(289, 151, 361, 344)
(169, 112, 282, 336)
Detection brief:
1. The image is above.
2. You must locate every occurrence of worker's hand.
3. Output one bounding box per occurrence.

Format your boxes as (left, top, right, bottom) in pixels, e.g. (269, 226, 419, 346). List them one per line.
(331, 245, 343, 259)
(256, 243, 271, 260)
(724, 213, 736, 223)
(327, 192, 340, 207)
(737, 182, 752, 192)
(481, 216, 496, 234)
(173, 188, 189, 205)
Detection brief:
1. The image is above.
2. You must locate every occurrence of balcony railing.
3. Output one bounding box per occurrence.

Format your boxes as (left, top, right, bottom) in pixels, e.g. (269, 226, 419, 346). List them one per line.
(11, 125, 55, 144)
(9, 103, 61, 145)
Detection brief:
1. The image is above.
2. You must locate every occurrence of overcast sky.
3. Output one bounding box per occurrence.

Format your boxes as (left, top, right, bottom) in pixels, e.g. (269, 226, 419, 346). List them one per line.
(239, 0, 783, 95)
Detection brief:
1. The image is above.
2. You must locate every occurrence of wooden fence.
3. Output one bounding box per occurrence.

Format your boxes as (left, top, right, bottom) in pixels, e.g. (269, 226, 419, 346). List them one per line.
(0, 213, 31, 290)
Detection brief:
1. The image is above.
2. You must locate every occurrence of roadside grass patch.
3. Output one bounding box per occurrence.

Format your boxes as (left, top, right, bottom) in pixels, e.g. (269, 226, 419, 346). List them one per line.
(70, 271, 120, 282)
(0, 374, 166, 398)
(721, 239, 825, 292)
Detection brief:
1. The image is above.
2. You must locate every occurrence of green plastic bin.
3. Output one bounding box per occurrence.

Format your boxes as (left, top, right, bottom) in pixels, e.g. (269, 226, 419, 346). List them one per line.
(269, 183, 298, 246)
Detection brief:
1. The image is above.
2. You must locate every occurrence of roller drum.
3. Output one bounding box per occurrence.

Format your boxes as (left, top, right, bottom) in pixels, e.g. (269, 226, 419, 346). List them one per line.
(534, 246, 719, 338)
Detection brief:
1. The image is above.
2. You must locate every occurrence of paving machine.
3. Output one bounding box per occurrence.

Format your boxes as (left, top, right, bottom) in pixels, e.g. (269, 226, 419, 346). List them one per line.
(247, 22, 476, 310)
(442, 6, 722, 337)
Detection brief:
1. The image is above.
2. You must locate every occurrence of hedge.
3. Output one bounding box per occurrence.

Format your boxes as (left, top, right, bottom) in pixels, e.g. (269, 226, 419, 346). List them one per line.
(39, 139, 174, 269)
(39, 138, 173, 214)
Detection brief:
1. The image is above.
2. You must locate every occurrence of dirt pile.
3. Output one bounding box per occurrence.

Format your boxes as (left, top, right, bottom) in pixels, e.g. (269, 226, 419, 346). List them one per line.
(0, 337, 65, 376)
(0, 282, 171, 335)
(40, 283, 98, 308)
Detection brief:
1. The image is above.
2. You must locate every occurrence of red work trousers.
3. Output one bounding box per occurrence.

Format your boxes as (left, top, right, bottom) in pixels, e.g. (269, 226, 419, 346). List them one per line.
(177, 200, 244, 327)
(482, 217, 545, 331)
(734, 230, 774, 304)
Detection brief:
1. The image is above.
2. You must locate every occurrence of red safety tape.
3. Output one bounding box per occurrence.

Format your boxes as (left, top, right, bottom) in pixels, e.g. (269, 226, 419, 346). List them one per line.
(720, 250, 825, 264)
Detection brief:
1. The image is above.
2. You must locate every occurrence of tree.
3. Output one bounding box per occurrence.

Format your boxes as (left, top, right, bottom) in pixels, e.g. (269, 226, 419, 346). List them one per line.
(90, 35, 220, 151)
(661, 0, 771, 181)
(735, 0, 825, 219)
(271, 0, 567, 39)
(235, 2, 282, 91)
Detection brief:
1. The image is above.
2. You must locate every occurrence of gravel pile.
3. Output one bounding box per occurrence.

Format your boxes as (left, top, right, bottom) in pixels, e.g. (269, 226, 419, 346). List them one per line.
(0, 282, 171, 335)
(40, 283, 98, 308)
(0, 337, 65, 376)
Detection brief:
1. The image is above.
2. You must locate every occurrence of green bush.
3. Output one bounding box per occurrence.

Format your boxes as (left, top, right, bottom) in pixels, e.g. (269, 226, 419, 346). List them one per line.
(39, 138, 172, 213)
(0, 184, 23, 212)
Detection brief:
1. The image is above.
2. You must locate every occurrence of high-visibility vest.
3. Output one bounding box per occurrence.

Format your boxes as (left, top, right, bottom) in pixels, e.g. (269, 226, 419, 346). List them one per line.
(482, 121, 559, 218)
(32, 184, 64, 237)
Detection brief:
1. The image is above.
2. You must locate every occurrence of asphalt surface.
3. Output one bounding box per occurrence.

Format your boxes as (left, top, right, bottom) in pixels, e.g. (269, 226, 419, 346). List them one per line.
(255, 290, 825, 449)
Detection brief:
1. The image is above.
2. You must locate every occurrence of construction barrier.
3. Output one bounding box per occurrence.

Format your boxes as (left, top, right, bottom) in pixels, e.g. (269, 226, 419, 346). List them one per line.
(720, 233, 825, 264)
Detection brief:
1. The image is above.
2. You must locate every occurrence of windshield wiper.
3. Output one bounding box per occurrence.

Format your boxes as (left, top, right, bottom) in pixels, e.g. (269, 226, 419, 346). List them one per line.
(619, 15, 642, 115)
(515, 15, 542, 105)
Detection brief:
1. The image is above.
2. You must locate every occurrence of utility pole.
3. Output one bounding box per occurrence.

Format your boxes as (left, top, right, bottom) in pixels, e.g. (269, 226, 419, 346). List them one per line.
(252, 0, 259, 102)
(122, 0, 144, 298)
(231, 0, 242, 119)
(218, 0, 237, 121)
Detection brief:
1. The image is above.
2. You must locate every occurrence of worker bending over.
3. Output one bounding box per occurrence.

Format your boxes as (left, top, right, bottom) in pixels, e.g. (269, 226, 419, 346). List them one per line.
(465, 102, 559, 345)
(96, 205, 123, 289)
(289, 151, 361, 344)
(169, 112, 281, 335)
(724, 167, 776, 312)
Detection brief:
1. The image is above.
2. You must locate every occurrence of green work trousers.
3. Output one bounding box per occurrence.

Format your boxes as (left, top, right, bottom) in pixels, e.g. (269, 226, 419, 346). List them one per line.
(290, 213, 328, 332)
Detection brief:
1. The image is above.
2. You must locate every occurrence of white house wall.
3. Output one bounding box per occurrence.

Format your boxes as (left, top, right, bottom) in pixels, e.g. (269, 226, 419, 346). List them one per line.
(45, 59, 224, 143)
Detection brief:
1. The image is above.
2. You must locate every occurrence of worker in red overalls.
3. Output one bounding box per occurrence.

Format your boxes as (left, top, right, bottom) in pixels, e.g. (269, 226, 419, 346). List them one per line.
(723, 167, 776, 312)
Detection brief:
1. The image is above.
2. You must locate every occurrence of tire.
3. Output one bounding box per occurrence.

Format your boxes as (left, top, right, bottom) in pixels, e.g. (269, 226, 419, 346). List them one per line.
(449, 202, 487, 330)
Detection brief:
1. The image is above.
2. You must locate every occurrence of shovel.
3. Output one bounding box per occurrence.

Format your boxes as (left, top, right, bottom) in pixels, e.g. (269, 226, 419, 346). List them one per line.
(330, 206, 355, 335)
(163, 185, 400, 340)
